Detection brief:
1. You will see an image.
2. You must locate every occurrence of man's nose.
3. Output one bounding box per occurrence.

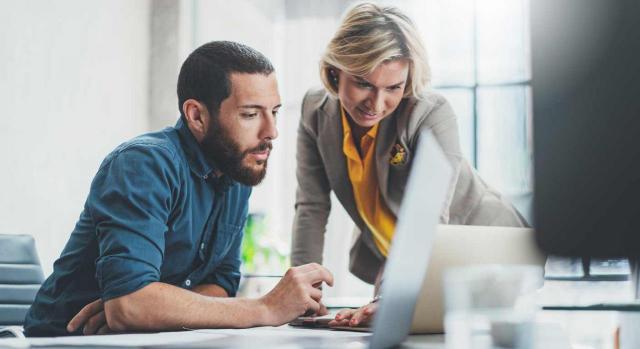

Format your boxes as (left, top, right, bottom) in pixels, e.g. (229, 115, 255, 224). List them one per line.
(260, 112, 278, 141)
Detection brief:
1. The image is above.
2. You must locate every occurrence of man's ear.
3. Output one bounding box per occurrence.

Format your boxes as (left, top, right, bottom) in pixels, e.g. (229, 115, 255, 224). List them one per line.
(182, 99, 209, 142)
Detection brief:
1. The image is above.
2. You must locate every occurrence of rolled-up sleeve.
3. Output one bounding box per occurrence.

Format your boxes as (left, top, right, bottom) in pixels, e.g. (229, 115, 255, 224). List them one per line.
(87, 144, 178, 301)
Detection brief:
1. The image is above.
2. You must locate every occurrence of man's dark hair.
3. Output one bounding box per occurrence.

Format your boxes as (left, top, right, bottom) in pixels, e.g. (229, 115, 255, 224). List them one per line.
(177, 41, 274, 118)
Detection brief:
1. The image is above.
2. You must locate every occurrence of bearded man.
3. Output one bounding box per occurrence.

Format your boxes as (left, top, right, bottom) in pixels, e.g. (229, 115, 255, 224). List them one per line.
(24, 41, 332, 337)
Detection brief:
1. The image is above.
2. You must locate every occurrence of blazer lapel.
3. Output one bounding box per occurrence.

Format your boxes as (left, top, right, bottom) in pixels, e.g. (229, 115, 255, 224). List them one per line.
(317, 97, 363, 226)
(375, 115, 397, 206)
(376, 98, 417, 213)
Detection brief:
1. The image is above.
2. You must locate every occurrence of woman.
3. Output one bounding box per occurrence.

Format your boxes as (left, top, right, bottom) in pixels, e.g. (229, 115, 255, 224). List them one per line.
(291, 3, 526, 327)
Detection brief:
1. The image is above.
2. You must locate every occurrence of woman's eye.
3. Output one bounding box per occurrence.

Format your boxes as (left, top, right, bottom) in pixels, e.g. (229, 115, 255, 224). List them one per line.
(357, 82, 372, 89)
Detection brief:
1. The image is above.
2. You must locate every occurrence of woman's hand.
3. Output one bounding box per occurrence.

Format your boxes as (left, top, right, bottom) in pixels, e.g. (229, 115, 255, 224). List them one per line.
(328, 301, 378, 327)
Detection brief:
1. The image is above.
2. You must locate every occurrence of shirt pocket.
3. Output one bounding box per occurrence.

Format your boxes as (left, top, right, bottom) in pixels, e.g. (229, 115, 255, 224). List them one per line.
(211, 222, 244, 261)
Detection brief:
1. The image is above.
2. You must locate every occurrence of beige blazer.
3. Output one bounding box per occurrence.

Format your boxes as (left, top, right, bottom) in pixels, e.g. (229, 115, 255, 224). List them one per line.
(290, 87, 527, 284)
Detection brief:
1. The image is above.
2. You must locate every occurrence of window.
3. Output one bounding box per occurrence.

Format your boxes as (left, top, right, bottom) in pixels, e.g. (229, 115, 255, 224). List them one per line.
(419, 0, 533, 221)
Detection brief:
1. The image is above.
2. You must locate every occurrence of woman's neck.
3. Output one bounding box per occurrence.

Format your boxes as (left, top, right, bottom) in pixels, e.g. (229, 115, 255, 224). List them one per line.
(347, 116, 372, 155)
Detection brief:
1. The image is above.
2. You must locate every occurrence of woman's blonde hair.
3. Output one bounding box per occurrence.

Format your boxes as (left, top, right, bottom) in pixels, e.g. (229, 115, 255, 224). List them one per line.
(320, 2, 430, 98)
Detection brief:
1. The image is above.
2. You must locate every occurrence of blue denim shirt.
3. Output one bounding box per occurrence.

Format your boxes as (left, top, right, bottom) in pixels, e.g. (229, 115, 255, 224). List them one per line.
(24, 118, 251, 337)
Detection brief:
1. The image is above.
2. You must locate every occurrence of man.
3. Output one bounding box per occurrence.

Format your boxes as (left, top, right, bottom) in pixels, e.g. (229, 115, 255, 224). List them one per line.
(24, 41, 332, 337)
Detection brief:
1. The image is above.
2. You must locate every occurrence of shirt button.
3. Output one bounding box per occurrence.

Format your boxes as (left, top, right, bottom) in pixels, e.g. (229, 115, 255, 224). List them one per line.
(203, 174, 208, 180)
(200, 243, 205, 250)
(185, 279, 191, 287)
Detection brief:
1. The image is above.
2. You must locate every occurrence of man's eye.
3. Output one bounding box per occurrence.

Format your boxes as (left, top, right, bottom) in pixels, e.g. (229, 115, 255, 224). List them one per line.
(241, 113, 258, 119)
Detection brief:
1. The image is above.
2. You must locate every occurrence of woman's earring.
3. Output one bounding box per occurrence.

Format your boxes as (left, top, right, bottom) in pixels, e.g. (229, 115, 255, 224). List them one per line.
(330, 70, 338, 85)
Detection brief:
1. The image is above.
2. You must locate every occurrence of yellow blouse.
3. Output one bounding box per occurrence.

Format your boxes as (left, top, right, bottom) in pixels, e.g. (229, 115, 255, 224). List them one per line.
(341, 107, 397, 256)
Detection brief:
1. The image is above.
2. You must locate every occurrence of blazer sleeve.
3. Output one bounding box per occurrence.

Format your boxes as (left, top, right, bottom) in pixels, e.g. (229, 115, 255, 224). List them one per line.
(290, 92, 332, 266)
(413, 95, 464, 223)
(415, 94, 528, 227)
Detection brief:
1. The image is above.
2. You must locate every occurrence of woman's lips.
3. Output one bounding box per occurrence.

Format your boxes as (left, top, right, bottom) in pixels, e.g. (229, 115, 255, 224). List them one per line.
(357, 107, 380, 120)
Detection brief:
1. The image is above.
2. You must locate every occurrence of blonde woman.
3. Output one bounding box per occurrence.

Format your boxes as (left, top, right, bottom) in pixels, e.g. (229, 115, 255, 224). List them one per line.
(291, 3, 526, 327)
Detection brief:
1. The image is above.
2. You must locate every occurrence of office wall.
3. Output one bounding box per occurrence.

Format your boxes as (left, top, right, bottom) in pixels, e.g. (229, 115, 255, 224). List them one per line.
(0, 0, 151, 275)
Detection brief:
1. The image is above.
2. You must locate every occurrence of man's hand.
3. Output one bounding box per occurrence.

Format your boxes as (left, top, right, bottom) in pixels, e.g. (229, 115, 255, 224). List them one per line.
(67, 299, 112, 335)
(328, 301, 378, 328)
(259, 263, 334, 326)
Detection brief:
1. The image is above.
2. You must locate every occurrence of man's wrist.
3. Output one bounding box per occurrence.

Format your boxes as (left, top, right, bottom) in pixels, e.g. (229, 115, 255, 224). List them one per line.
(253, 297, 274, 326)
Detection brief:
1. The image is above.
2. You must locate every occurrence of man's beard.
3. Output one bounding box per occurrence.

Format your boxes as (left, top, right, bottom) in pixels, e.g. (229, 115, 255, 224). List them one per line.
(200, 119, 271, 186)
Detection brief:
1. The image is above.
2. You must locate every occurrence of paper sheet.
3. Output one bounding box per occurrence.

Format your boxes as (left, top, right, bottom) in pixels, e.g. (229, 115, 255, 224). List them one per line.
(189, 326, 371, 338)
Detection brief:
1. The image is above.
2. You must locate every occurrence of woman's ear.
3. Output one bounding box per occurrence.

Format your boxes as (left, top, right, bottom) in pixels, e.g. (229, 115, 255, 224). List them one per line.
(329, 68, 339, 88)
(330, 69, 338, 80)
(182, 99, 209, 142)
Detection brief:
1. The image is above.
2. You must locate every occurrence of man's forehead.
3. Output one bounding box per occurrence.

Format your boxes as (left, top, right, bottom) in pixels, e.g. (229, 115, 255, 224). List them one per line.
(229, 72, 280, 107)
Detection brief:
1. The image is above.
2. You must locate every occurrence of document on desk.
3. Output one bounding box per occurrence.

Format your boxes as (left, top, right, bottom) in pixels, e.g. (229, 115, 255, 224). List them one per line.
(151, 327, 373, 349)
(189, 326, 372, 338)
(0, 331, 226, 348)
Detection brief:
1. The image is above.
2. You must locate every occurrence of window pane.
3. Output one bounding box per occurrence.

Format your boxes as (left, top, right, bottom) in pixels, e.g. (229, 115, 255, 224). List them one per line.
(417, 0, 475, 86)
(476, 0, 530, 83)
(477, 86, 532, 194)
(435, 88, 474, 164)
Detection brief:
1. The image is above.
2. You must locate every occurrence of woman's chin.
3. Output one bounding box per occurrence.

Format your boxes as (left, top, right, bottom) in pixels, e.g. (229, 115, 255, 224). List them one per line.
(353, 115, 383, 128)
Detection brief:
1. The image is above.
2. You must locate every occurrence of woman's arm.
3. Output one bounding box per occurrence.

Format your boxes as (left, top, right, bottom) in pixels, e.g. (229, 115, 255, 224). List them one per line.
(290, 94, 333, 266)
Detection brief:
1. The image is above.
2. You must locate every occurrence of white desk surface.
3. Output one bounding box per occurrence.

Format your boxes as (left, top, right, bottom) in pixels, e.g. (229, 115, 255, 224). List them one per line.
(0, 279, 632, 349)
(0, 326, 442, 349)
(0, 314, 624, 349)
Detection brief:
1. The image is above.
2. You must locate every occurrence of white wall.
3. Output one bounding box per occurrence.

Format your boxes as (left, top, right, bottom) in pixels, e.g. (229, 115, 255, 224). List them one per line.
(0, 0, 151, 275)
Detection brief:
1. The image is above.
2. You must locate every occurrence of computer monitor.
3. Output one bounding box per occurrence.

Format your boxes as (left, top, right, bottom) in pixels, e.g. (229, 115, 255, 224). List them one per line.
(532, 0, 640, 258)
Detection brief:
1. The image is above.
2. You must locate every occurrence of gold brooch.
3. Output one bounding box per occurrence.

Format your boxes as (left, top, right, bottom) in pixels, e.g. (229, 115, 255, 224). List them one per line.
(389, 143, 407, 165)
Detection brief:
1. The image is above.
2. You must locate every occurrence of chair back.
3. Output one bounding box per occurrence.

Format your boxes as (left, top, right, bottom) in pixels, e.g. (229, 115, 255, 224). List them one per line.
(0, 234, 45, 325)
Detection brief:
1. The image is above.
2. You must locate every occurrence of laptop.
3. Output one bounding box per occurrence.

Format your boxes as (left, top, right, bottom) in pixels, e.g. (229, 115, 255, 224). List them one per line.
(292, 226, 545, 331)
(290, 130, 545, 348)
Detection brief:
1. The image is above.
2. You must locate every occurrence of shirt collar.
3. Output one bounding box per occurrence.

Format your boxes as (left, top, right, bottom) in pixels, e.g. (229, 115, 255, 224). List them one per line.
(175, 117, 234, 191)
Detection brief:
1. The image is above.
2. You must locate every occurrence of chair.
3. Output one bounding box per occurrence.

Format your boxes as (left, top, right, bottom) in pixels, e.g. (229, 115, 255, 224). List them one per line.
(0, 234, 45, 336)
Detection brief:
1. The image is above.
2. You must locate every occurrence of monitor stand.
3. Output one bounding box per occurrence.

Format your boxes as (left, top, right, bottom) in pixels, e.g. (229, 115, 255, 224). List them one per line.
(631, 259, 640, 301)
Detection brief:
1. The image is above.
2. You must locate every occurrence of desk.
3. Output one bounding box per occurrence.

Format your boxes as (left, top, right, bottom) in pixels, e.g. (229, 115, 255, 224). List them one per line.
(0, 280, 633, 349)
(0, 314, 626, 349)
(0, 327, 443, 349)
